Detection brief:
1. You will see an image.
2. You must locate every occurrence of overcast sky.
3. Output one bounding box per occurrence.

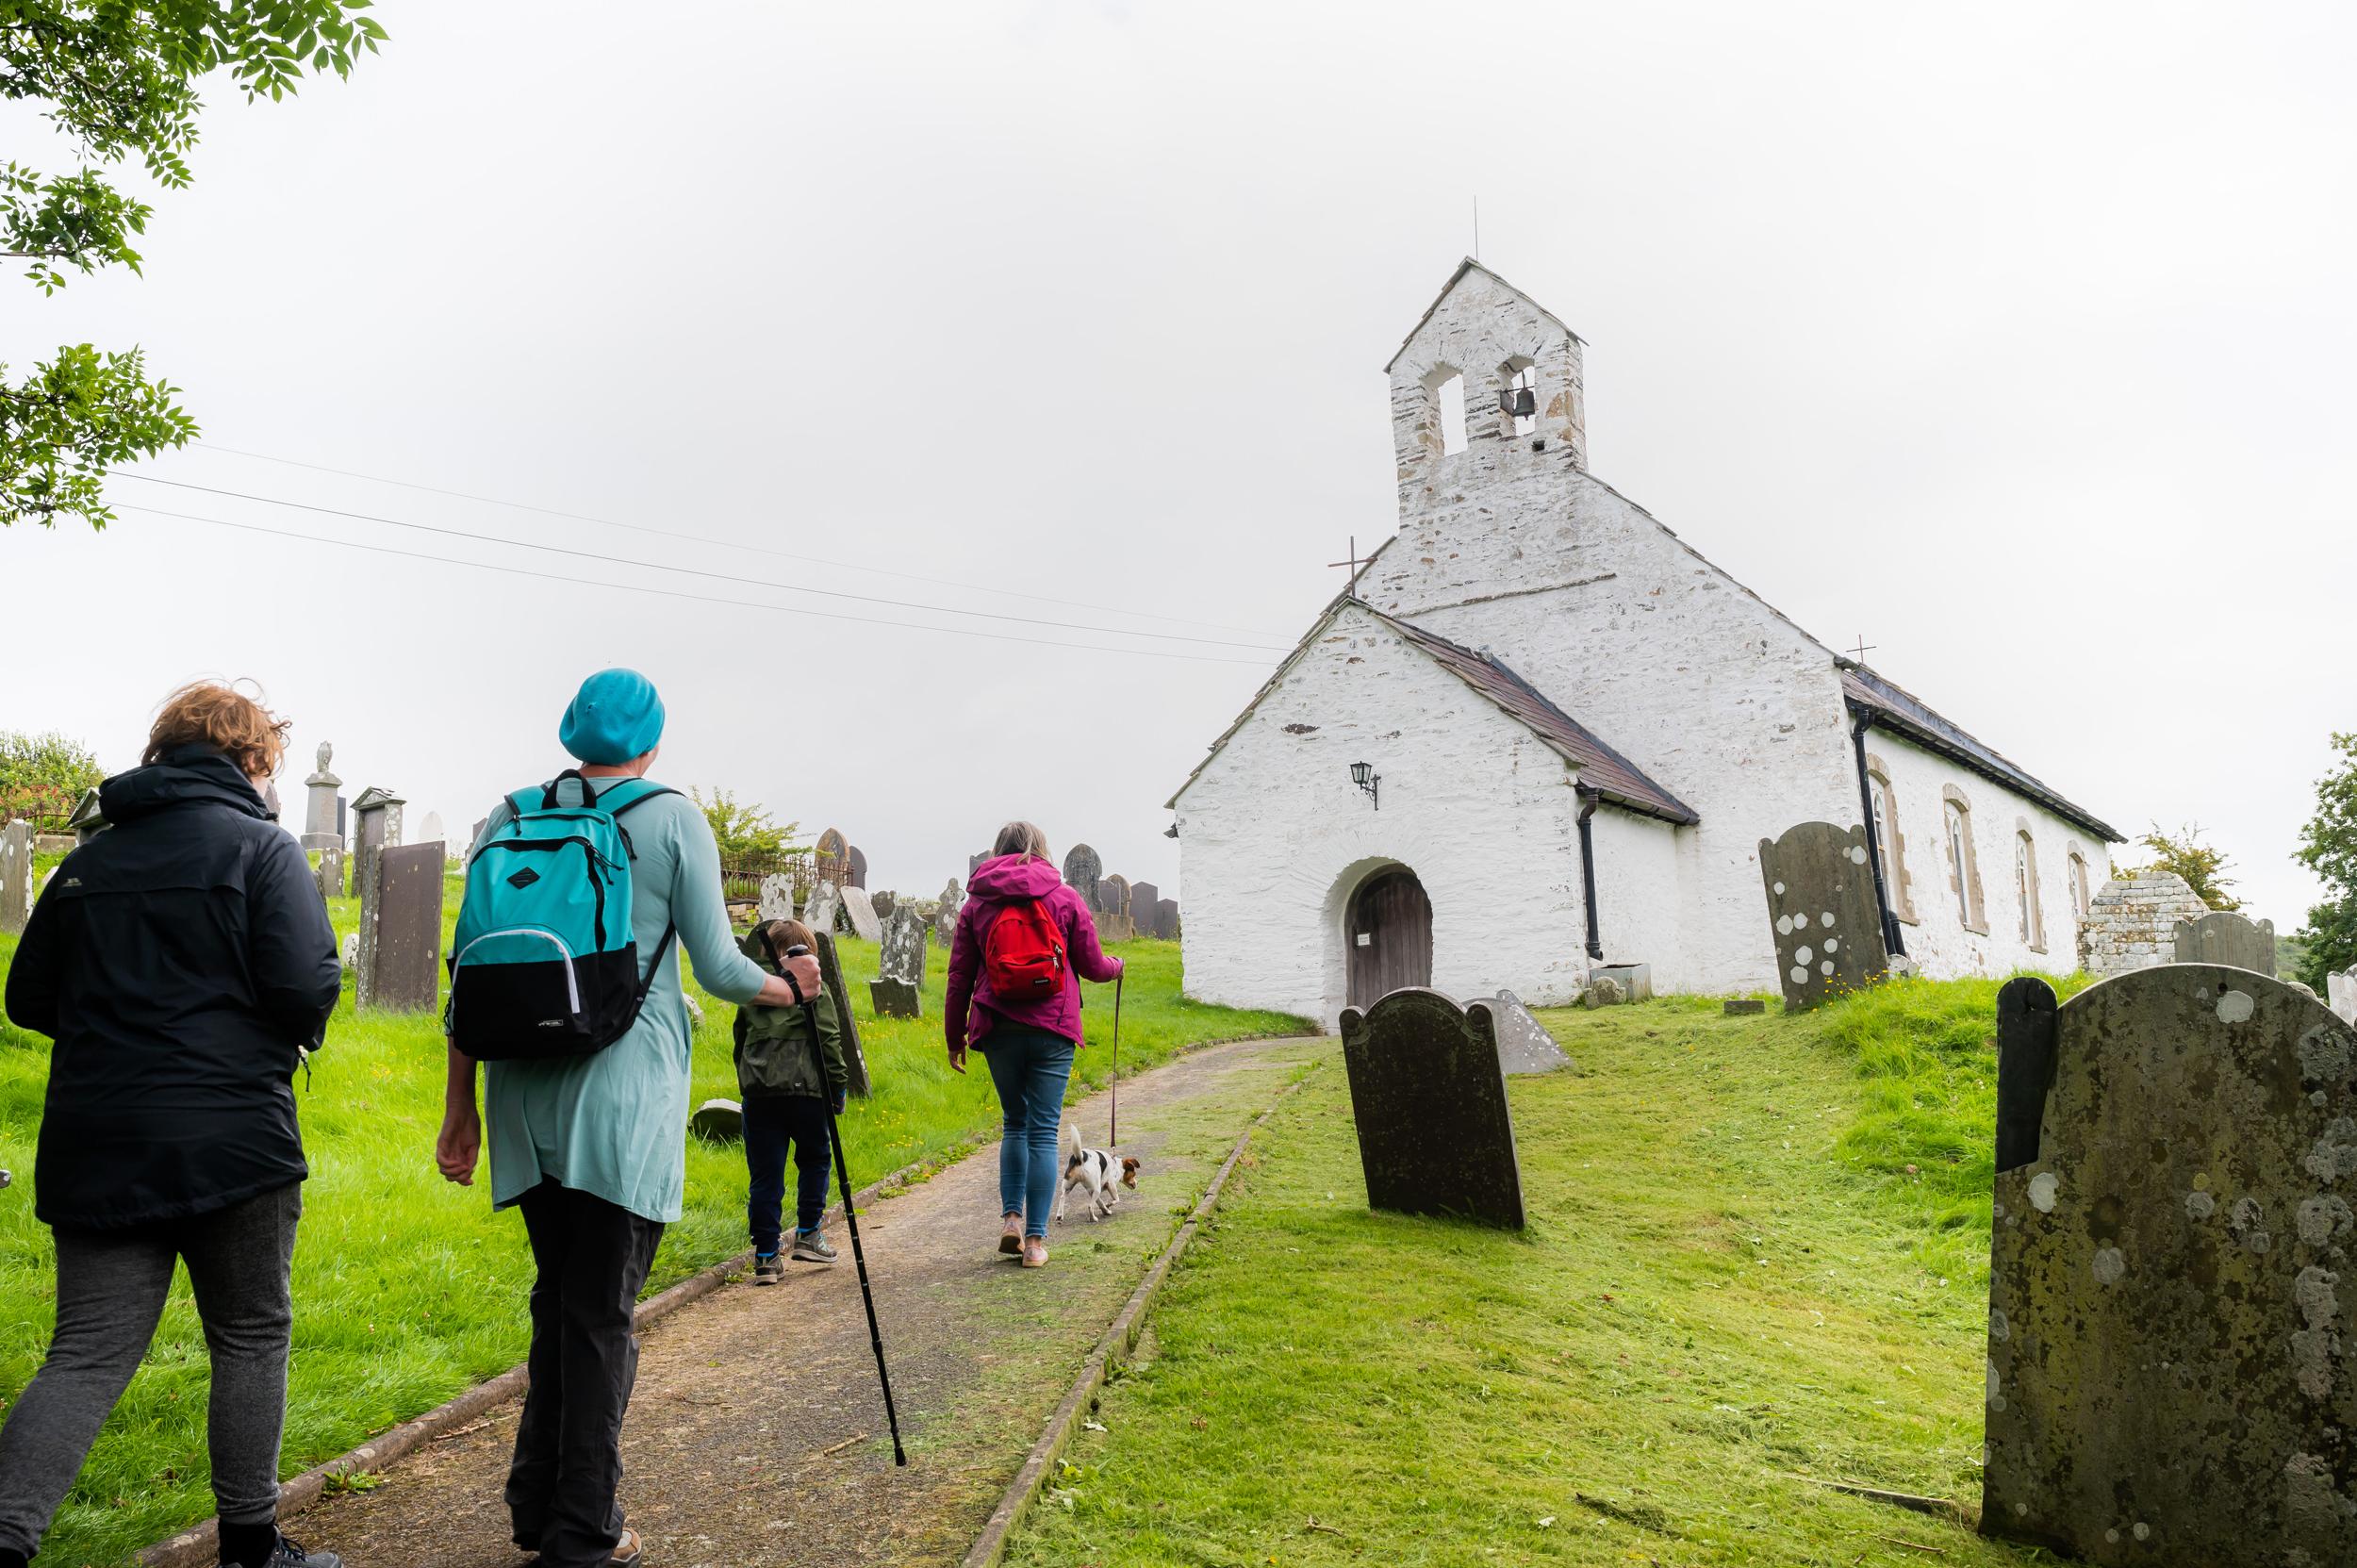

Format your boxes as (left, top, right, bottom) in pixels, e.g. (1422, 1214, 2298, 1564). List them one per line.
(4, 2, 2349, 927)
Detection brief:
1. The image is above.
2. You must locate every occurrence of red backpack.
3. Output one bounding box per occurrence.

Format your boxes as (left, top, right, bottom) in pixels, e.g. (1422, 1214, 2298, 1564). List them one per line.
(983, 898, 1067, 999)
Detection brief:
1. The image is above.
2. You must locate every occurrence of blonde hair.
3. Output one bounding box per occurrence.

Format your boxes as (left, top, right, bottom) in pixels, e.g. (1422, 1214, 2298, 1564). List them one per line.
(766, 917, 817, 953)
(144, 681, 290, 779)
(992, 820, 1049, 862)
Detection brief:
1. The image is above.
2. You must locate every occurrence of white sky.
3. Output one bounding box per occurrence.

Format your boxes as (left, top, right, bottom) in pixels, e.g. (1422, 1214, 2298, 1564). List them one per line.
(4, 2, 2349, 928)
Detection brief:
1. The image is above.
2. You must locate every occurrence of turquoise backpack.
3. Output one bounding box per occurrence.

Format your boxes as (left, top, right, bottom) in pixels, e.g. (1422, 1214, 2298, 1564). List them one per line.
(446, 770, 679, 1061)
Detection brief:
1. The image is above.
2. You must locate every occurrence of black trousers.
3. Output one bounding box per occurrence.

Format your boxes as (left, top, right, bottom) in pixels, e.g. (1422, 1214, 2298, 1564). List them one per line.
(742, 1094, 832, 1252)
(506, 1180, 664, 1567)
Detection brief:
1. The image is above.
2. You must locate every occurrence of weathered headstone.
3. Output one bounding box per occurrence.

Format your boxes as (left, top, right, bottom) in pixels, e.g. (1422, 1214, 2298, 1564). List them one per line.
(969, 850, 989, 877)
(1092, 905, 1135, 943)
(339, 932, 359, 970)
(351, 785, 404, 850)
(1153, 898, 1180, 940)
(1338, 988, 1525, 1229)
(1128, 880, 1160, 933)
(1473, 989, 1572, 1075)
(315, 845, 345, 903)
(335, 794, 347, 843)
(1756, 821, 1889, 1012)
(934, 878, 962, 948)
(301, 741, 342, 850)
(1096, 874, 1134, 940)
(1582, 975, 1624, 1009)
(358, 842, 442, 1013)
(1986, 967, 2357, 1563)
(803, 880, 841, 938)
(688, 1098, 743, 1142)
(1063, 843, 1102, 909)
(682, 992, 704, 1029)
(814, 933, 873, 1098)
(2172, 909, 2277, 974)
(468, 817, 486, 860)
(756, 873, 797, 924)
(0, 821, 31, 936)
(870, 889, 897, 922)
(420, 811, 445, 853)
(2331, 968, 2357, 1027)
(870, 903, 928, 1019)
(848, 846, 868, 889)
(1722, 998, 1767, 1016)
(839, 885, 882, 943)
(30, 834, 72, 857)
(66, 788, 105, 846)
(1590, 962, 1653, 1002)
(815, 827, 849, 888)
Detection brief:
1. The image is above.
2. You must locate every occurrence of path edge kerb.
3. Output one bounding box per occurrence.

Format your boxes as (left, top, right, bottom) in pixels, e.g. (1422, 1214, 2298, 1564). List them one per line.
(957, 1059, 1318, 1568)
(135, 1150, 937, 1568)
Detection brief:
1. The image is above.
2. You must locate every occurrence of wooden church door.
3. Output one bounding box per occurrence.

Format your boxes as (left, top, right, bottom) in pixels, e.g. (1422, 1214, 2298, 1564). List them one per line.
(1347, 867, 1434, 1010)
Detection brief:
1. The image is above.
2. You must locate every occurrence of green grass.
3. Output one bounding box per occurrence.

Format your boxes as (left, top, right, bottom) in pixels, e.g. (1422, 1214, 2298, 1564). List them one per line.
(0, 877, 1306, 1566)
(1004, 979, 2081, 1568)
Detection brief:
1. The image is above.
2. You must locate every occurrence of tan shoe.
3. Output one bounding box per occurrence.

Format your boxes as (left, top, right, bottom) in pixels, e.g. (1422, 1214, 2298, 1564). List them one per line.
(999, 1213, 1024, 1255)
(608, 1527, 643, 1567)
(1021, 1237, 1048, 1268)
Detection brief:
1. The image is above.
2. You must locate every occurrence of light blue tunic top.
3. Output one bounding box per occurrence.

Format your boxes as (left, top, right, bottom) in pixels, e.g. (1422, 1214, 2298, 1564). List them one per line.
(472, 777, 767, 1223)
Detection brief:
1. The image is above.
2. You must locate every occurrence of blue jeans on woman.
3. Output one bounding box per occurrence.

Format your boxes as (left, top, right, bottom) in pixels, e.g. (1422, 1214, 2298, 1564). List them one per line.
(981, 1027, 1076, 1238)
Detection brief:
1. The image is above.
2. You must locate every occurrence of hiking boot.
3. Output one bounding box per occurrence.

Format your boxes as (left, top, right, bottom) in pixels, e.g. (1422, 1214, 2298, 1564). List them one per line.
(1021, 1237, 1048, 1269)
(752, 1251, 783, 1285)
(792, 1229, 838, 1264)
(607, 1527, 643, 1567)
(224, 1535, 341, 1568)
(999, 1213, 1024, 1255)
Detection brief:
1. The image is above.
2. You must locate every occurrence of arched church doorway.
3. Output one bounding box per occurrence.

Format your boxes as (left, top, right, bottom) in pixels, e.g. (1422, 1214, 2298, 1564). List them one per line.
(1346, 867, 1433, 1010)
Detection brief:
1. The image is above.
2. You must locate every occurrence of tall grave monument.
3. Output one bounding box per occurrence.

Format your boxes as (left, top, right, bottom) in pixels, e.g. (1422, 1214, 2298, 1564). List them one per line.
(301, 742, 343, 851)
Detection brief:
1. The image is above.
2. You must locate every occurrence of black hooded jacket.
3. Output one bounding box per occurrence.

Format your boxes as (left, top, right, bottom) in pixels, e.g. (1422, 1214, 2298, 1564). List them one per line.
(3, 746, 340, 1230)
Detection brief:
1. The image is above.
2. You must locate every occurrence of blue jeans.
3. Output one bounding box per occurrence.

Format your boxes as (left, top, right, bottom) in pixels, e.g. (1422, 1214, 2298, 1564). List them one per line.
(981, 1028, 1076, 1239)
(742, 1095, 832, 1253)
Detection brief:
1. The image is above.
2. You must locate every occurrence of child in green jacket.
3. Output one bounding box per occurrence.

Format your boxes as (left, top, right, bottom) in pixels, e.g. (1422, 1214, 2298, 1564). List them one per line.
(734, 918, 849, 1278)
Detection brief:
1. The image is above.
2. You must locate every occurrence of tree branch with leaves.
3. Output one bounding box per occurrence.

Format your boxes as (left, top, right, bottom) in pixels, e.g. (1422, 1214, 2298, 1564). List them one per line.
(2292, 733, 2357, 991)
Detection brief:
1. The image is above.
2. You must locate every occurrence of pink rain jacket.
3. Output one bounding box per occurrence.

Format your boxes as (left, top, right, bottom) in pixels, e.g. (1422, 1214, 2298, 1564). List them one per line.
(945, 853, 1123, 1052)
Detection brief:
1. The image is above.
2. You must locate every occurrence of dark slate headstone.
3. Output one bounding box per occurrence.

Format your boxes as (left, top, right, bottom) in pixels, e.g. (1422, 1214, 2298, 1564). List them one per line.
(1986, 966, 2357, 1563)
(336, 794, 347, 841)
(868, 978, 921, 1019)
(366, 843, 443, 1013)
(1338, 988, 1525, 1229)
(1756, 821, 1890, 1012)
(2173, 909, 2277, 974)
(814, 932, 872, 1098)
(1063, 843, 1102, 909)
(1128, 880, 1160, 932)
(1153, 898, 1180, 940)
(848, 845, 868, 889)
(1473, 990, 1572, 1076)
(689, 1098, 743, 1142)
(1101, 874, 1132, 931)
(870, 889, 897, 922)
(1722, 998, 1766, 1016)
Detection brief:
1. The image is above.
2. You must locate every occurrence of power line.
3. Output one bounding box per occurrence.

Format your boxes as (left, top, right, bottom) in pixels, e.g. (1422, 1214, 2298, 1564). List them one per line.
(112, 503, 1277, 667)
(186, 439, 1280, 639)
(109, 471, 1289, 653)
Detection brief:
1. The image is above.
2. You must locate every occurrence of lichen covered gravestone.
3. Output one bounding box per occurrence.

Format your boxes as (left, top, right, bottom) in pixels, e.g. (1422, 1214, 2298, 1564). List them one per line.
(0, 821, 32, 935)
(839, 885, 882, 943)
(934, 878, 962, 948)
(1756, 821, 1889, 1012)
(314, 845, 344, 903)
(2172, 909, 2277, 975)
(2332, 968, 2357, 1027)
(813, 933, 873, 1098)
(1474, 989, 1572, 1076)
(1338, 988, 1525, 1229)
(757, 873, 796, 925)
(802, 880, 841, 939)
(1985, 967, 2357, 1563)
(1062, 844, 1101, 910)
(869, 902, 928, 1019)
(1096, 874, 1136, 942)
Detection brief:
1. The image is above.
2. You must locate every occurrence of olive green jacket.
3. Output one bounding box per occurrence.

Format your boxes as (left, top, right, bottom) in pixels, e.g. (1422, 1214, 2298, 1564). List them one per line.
(732, 928, 847, 1100)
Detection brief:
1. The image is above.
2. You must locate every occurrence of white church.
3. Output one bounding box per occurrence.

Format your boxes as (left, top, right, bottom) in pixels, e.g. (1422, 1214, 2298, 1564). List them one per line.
(1168, 260, 2121, 1022)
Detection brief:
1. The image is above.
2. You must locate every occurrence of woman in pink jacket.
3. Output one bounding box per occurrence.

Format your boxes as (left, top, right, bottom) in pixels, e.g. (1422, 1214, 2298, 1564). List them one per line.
(945, 821, 1123, 1267)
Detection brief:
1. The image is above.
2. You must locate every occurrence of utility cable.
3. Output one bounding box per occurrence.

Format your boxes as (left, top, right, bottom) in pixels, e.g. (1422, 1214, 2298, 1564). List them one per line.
(108, 472, 1287, 652)
(110, 502, 1276, 668)
(186, 439, 1281, 639)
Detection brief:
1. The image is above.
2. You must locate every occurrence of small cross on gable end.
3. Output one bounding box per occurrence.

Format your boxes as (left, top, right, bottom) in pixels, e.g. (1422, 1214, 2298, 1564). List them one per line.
(1387, 258, 1588, 500)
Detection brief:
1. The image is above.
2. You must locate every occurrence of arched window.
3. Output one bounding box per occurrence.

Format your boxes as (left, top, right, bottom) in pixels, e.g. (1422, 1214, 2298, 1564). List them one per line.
(1942, 784, 1986, 933)
(1426, 367, 1468, 456)
(2015, 823, 2044, 952)
(1865, 754, 1914, 923)
(2068, 849, 2092, 923)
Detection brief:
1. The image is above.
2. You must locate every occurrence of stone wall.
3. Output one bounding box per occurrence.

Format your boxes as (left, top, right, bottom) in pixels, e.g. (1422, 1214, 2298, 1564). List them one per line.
(2076, 873, 2210, 978)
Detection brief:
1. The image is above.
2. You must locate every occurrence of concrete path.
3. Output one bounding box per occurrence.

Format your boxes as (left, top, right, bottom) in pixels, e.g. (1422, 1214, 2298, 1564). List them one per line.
(301, 1035, 1326, 1567)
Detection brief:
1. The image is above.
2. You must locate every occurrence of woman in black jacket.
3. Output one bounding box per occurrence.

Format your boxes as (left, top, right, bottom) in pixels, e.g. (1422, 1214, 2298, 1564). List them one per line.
(0, 682, 342, 1568)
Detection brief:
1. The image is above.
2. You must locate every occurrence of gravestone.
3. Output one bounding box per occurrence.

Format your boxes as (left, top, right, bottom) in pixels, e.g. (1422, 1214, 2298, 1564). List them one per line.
(315, 845, 345, 903)
(339, 932, 358, 970)
(1096, 874, 1135, 941)
(351, 785, 404, 851)
(815, 828, 849, 887)
(469, 817, 487, 861)
(756, 873, 797, 924)
(934, 878, 962, 948)
(1338, 988, 1525, 1229)
(1092, 905, 1135, 943)
(359, 843, 443, 1013)
(1582, 975, 1623, 1009)
(1723, 998, 1767, 1016)
(30, 834, 72, 856)
(1590, 962, 1652, 1001)
(848, 846, 867, 889)
(870, 903, 929, 1019)
(1986, 967, 2357, 1563)
(814, 933, 873, 1098)
(969, 850, 989, 877)
(688, 1098, 743, 1142)
(1063, 844, 1102, 909)
(0, 821, 31, 936)
(1756, 821, 1889, 1012)
(871, 889, 897, 922)
(803, 880, 841, 939)
(1473, 989, 1572, 1075)
(2331, 968, 2356, 1027)
(839, 885, 882, 943)
(1153, 898, 1180, 940)
(336, 795, 347, 843)
(419, 811, 445, 853)
(349, 788, 404, 1008)
(1129, 880, 1160, 933)
(2172, 909, 2277, 974)
(301, 741, 342, 850)
(66, 788, 106, 845)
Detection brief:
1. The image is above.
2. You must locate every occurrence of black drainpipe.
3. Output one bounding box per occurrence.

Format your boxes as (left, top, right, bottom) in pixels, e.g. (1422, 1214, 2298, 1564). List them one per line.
(1850, 711, 1906, 959)
(1575, 785, 1605, 961)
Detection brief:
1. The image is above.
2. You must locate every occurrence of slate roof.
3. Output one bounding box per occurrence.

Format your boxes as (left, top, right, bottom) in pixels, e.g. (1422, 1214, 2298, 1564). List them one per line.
(1841, 664, 2122, 843)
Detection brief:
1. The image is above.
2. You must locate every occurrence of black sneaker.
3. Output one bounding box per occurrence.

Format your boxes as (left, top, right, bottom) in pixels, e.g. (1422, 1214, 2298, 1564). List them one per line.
(752, 1251, 783, 1285)
(229, 1535, 341, 1568)
(791, 1229, 839, 1264)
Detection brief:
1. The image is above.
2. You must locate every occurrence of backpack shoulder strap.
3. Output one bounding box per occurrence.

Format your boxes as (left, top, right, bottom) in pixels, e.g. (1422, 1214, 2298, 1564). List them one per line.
(607, 784, 680, 820)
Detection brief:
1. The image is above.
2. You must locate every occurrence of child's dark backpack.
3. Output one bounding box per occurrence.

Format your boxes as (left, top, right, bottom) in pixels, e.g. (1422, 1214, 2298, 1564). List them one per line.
(982, 898, 1066, 999)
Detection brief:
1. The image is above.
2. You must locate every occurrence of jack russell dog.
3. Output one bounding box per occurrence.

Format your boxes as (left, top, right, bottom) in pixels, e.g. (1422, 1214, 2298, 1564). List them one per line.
(1055, 1121, 1140, 1224)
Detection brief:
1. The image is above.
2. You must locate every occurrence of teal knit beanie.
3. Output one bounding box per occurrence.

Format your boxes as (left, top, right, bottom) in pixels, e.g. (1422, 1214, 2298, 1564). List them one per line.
(559, 668, 666, 765)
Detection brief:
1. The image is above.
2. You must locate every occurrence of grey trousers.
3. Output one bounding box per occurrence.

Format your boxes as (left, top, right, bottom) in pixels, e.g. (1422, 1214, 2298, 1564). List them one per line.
(0, 1183, 303, 1556)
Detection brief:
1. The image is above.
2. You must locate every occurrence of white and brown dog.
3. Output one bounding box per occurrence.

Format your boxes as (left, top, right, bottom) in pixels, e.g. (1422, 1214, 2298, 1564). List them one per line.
(1054, 1121, 1140, 1224)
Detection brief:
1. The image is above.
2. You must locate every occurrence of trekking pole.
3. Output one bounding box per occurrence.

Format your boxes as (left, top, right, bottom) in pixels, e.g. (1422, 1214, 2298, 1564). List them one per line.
(783, 941, 908, 1467)
(1110, 968, 1123, 1147)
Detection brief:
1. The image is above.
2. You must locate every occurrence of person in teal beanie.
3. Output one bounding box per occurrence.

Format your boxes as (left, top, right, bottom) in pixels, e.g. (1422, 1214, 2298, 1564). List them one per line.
(437, 668, 818, 1568)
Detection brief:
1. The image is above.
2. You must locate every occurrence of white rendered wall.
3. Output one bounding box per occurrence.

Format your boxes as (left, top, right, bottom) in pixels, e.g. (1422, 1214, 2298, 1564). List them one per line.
(1172, 603, 1679, 1024)
(1866, 731, 2102, 978)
